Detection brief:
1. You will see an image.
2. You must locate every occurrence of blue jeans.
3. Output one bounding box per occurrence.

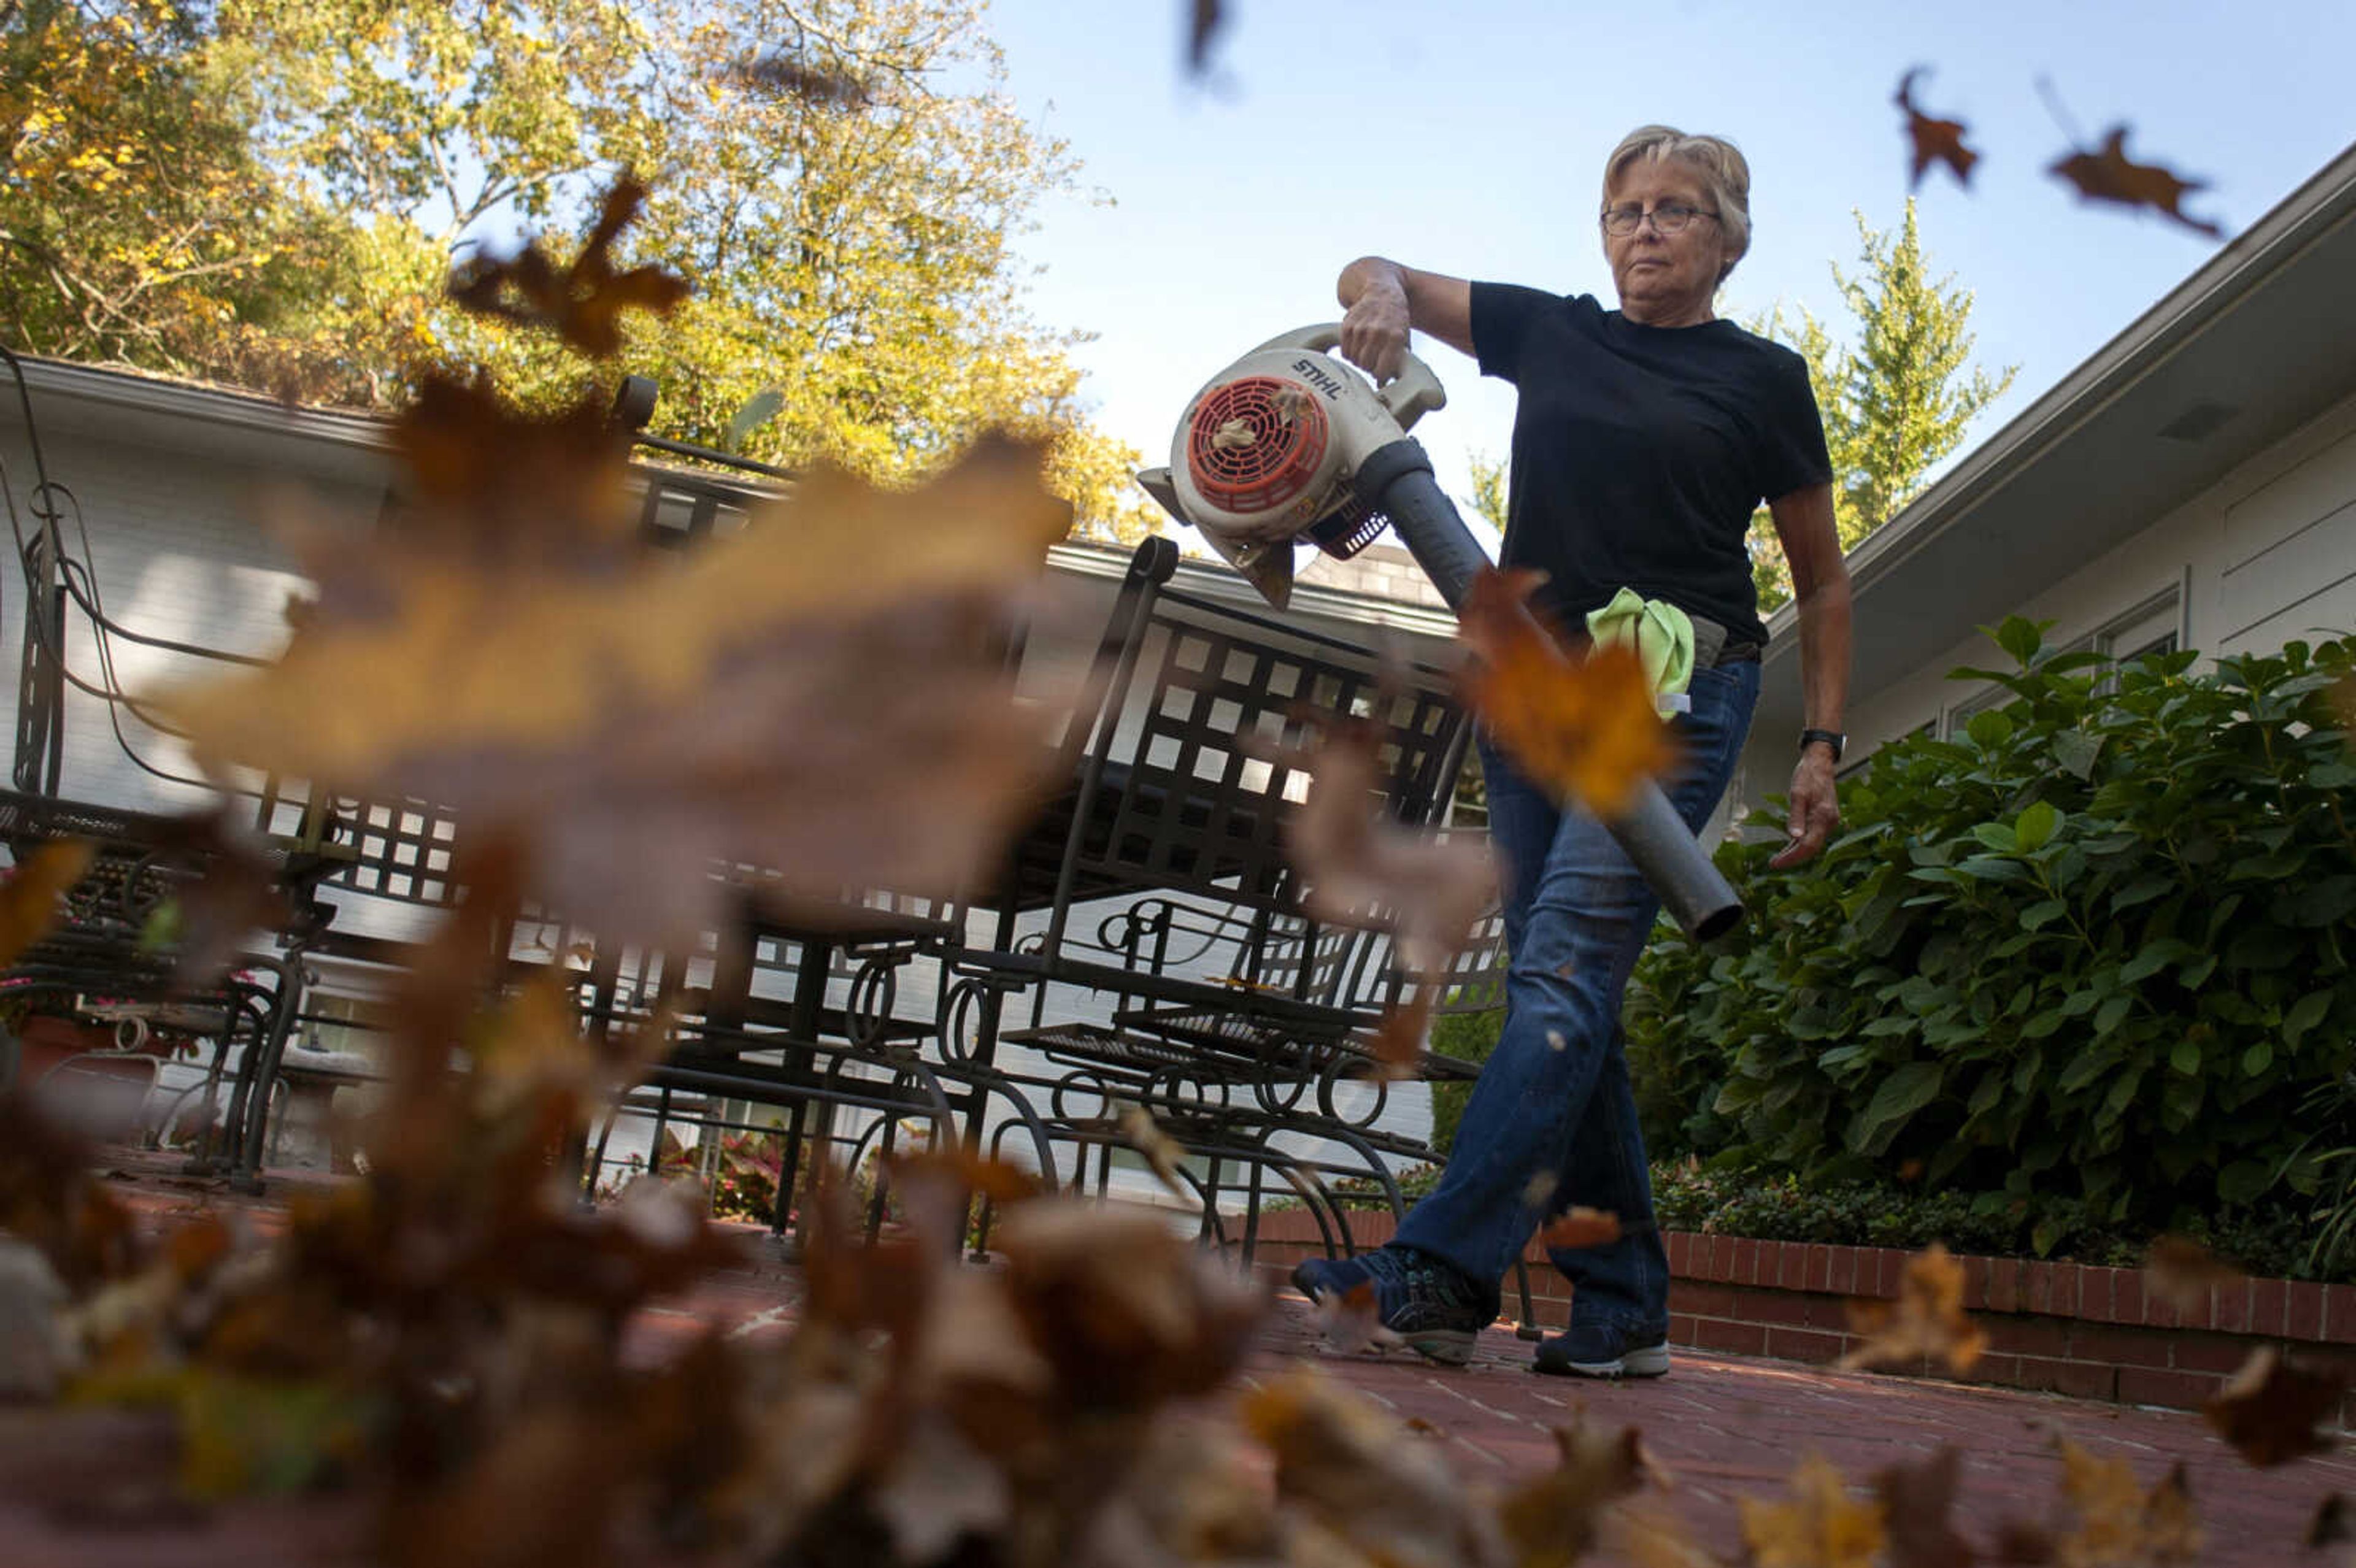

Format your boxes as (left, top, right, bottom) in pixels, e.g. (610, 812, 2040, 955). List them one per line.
(1395, 658, 1760, 1331)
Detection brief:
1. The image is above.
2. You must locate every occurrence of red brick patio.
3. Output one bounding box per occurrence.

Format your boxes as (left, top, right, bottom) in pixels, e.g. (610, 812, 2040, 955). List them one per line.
(9, 1151, 2354, 1566)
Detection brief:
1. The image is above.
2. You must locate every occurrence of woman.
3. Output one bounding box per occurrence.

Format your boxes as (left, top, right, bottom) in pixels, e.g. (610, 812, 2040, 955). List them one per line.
(1294, 125, 1851, 1377)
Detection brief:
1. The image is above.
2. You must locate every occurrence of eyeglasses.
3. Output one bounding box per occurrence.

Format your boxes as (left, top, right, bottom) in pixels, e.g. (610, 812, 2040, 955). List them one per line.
(1599, 201, 1719, 237)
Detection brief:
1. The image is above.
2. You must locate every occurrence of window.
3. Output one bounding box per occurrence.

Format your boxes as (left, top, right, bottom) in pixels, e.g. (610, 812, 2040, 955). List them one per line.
(2068, 590, 2182, 693)
(1943, 682, 2013, 740)
(2094, 594, 2181, 664)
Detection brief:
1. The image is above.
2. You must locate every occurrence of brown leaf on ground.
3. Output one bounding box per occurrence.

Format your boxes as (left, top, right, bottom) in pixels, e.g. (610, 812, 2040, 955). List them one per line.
(996, 1201, 1266, 1409)
(2050, 1438, 2203, 1567)
(2307, 1491, 2354, 1549)
(1244, 1367, 1506, 1568)
(1617, 1502, 1717, 1567)
(2141, 1462, 2201, 1564)
(1894, 68, 1978, 188)
(2144, 1233, 2242, 1314)
(0, 840, 94, 969)
(2049, 126, 2223, 239)
(163, 436, 1076, 947)
(1838, 1242, 1987, 1375)
(0, 1091, 145, 1289)
(382, 1407, 633, 1568)
(1497, 1416, 1666, 1568)
(1287, 716, 1499, 977)
(1536, 1207, 1623, 1253)
(1455, 569, 1676, 818)
(1876, 1447, 1974, 1568)
(1739, 1454, 1888, 1568)
(445, 173, 689, 358)
(2203, 1345, 2344, 1467)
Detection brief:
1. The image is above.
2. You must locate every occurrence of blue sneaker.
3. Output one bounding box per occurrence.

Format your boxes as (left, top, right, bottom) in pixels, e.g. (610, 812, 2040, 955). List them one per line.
(1533, 1319, 1671, 1378)
(1290, 1247, 1490, 1366)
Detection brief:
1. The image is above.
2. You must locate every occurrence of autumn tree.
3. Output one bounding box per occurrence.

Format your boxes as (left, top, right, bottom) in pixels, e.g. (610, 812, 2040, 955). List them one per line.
(0, 1, 340, 386)
(1, 0, 1157, 538)
(1747, 198, 2016, 608)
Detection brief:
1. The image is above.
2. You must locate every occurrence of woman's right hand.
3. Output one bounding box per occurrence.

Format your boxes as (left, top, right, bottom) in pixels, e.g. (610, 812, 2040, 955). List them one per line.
(1338, 266, 1413, 383)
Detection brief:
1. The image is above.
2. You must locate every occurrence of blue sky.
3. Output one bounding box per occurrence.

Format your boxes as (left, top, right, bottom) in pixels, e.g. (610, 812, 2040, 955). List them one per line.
(976, 0, 2356, 542)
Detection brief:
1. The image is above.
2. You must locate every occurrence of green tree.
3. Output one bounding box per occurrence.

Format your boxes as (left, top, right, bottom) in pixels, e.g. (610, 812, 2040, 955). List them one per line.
(2, 0, 1157, 538)
(1462, 447, 1509, 537)
(1747, 199, 2016, 609)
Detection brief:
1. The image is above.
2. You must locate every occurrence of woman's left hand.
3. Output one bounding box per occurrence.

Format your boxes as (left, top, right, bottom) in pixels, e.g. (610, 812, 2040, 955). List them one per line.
(1771, 750, 1839, 869)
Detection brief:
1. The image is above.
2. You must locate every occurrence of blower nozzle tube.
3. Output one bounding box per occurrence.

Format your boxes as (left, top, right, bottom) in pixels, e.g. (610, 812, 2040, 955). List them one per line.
(1353, 438, 1745, 942)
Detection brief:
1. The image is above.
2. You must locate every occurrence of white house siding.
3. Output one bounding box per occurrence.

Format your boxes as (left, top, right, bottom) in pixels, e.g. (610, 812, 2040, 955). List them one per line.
(1836, 391, 2356, 758)
(0, 421, 370, 815)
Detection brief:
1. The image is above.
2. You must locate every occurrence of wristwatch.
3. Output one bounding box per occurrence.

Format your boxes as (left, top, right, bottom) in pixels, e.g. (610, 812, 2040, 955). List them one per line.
(1798, 728, 1846, 763)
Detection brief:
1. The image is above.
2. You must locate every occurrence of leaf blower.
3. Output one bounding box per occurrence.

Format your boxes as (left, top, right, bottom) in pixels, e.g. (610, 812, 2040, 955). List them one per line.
(1136, 325, 1744, 940)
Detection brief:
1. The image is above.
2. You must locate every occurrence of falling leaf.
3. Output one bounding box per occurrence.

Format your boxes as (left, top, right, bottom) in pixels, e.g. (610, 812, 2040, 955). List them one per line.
(2203, 1345, 2344, 1468)
(1118, 1104, 1194, 1204)
(1455, 569, 1676, 817)
(1838, 1242, 1987, 1375)
(445, 173, 690, 358)
(1185, 0, 1226, 75)
(735, 51, 871, 110)
(1538, 1208, 1623, 1252)
(722, 386, 787, 453)
(162, 434, 1077, 946)
(1315, 1280, 1387, 1358)
(2144, 1234, 2241, 1314)
(1498, 1416, 1666, 1568)
(1739, 1455, 1888, 1568)
(2049, 126, 2223, 239)
(0, 840, 94, 969)
(2330, 674, 2356, 736)
(1366, 988, 1435, 1080)
(1875, 1447, 1974, 1568)
(1894, 68, 1978, 188)
(1287, 716, 1499, 977)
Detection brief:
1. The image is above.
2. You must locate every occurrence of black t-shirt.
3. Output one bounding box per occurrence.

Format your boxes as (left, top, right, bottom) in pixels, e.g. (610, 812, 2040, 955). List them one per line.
(1469, 283, 1831, 647)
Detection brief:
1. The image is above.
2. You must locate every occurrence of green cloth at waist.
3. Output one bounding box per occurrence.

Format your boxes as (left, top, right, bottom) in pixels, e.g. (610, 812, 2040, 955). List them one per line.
(1585, 587, 1695, 709)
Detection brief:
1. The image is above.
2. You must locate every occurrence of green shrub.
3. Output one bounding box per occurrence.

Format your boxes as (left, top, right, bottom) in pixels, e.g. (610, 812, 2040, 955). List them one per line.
(1626, 619, 2356, 1242)
(1426, 1004, 1503, 1156)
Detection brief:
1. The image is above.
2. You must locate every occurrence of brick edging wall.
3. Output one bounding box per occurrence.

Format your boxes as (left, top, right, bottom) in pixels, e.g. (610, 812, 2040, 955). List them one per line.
(1243, 1209, 2356, 1423)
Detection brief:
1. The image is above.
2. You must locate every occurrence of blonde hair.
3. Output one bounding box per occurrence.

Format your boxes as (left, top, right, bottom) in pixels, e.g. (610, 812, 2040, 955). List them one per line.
(1601, 125, 1753, 282)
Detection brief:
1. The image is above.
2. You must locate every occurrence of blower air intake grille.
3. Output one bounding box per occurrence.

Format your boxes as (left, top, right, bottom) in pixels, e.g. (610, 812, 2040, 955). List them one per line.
(1307, 499, 1387, 559)
(1184, 375, 1330, 514)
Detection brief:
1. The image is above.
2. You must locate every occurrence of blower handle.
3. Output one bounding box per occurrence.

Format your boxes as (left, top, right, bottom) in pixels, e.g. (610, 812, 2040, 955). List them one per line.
(1246, 323, 1446, 434)
(1351, 438, 1747, 942)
